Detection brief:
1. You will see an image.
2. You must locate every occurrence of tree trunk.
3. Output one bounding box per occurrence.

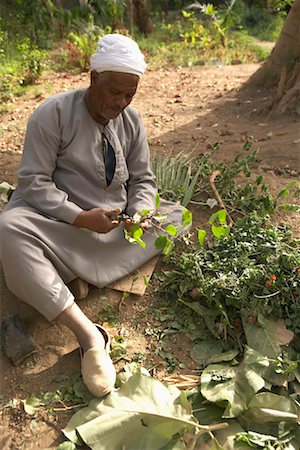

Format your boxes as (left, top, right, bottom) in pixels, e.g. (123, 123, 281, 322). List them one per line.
(132, 0, 153, 36)
(249, 0, 300, 115)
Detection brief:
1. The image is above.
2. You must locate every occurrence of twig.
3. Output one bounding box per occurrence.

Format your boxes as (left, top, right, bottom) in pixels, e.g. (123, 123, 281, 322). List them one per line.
(118, 292, 130, 312)
(52, 402, 87, 411)
(186, 423, 228, 450)
(254, 290, 281, 299)
(186, 430, 201, 450)
(162, 374, 200, 389)
(209, 170, 235, 227)
(223, 324, 227, 343)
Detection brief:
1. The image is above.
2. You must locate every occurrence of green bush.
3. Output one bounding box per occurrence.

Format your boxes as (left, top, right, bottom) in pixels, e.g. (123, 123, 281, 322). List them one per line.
(66, 17, 104, 71)
(229, 0, 286, 41)
(17, 39, 46, 85)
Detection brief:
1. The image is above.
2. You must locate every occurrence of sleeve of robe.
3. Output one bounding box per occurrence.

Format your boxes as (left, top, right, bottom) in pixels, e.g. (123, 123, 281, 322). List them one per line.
(17, 109, 83, 224)
(125, 111, 157, 217)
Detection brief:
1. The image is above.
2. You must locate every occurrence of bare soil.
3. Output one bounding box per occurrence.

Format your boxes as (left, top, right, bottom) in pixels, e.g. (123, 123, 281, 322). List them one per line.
(0, 63, 299, 450)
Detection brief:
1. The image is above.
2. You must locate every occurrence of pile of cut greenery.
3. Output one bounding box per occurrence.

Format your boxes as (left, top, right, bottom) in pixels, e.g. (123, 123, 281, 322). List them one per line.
(150, 208, 300, 449)
(161, 211, 300, 337)
(152, 143, 300, 449)
(3, 143, 298, 449)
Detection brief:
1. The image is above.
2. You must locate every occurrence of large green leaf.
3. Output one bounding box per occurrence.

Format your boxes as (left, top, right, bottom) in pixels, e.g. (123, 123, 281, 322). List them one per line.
(242, 313, 294, 359)
(188, 391, 233, 449)
(190, 340, 224, 368)
(160, 438, 186, 449)
(183, 420, 243, 450)
(56, 442, 77, 450)
(188, 390, 224, 425)
(63, 371, 199, 450)
(241, 392, 300, 424)
(0, 181, 15, 203)
(201, 347, 269, 418)
(179, 300, 220, 336)
(213, 419, 246, 450)
(235, 430, 281, 448)
(206, 350, 239, 365)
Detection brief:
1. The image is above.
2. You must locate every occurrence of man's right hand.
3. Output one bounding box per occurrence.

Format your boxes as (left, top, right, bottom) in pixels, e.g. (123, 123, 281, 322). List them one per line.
(73, 208, 122, 233)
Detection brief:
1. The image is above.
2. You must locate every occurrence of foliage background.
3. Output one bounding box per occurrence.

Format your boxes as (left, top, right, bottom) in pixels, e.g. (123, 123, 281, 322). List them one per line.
(0, 0, 292, 102)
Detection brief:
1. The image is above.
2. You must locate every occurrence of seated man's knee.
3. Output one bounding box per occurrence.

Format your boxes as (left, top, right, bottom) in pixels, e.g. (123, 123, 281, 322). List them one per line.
(0, 208, 26, 257)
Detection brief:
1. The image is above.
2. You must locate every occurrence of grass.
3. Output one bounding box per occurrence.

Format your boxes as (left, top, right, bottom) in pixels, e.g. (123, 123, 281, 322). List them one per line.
(137, 23, 272, 69)
(0, 53, 45, 104)
(239, 6, 286, 42)
(151, 150, 203, 207)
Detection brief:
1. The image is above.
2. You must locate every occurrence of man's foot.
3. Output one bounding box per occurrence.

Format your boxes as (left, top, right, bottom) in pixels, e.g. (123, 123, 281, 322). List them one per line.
(68, 278, 89, 300)
(81, 324, 116, 397)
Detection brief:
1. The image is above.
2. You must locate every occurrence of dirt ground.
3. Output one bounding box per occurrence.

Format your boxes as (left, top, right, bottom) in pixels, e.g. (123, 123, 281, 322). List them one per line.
(0, 63, 300, 449)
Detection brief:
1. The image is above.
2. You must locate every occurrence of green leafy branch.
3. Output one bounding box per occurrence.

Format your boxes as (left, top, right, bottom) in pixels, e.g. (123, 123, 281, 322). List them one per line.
(123, 195, 193, 258)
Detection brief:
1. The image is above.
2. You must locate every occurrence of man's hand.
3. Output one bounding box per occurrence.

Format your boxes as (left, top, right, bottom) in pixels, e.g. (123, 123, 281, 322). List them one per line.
(124, 218, 151, 232)
(73, 208, 122, 233)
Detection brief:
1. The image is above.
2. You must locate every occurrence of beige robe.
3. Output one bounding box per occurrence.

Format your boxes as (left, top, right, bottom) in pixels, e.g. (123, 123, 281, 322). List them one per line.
(0, 89, 185, 320)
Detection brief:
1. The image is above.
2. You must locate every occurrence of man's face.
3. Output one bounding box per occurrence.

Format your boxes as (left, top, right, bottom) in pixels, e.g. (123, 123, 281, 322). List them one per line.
(89, 71, 139, 123)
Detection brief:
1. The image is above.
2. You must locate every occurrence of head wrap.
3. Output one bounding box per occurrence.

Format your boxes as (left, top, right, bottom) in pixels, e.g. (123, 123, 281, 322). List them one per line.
(91, 34, 147, 77)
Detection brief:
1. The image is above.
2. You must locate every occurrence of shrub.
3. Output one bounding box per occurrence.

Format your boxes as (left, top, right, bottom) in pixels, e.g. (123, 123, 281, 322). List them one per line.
(17, 39, 46, 85)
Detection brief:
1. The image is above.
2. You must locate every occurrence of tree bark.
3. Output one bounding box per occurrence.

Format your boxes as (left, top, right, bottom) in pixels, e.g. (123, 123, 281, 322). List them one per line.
(248, 0, 300, 114)
(132, 0, 153, 36)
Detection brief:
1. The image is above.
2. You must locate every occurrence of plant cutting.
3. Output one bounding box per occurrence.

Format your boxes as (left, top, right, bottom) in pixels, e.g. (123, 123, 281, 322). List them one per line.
(119, 194, 193, 258)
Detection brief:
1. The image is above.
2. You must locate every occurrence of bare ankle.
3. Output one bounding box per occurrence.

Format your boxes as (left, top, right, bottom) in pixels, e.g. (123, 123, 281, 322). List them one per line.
(81, 324, 105, 353)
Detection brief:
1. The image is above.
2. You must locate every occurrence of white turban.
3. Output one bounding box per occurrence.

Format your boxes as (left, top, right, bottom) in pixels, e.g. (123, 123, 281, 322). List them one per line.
(91, 34, 147, 77)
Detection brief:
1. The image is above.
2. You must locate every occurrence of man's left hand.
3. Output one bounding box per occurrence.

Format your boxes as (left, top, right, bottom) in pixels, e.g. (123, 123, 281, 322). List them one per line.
(124, 219, 151, 232)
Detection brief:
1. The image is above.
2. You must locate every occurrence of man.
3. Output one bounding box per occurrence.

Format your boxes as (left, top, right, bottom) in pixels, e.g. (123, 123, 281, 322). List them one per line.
(0, 34, 186, 397)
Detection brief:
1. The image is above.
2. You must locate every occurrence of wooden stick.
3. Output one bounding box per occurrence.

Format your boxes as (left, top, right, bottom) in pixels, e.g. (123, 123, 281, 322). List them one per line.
(209, 170, 235, 227)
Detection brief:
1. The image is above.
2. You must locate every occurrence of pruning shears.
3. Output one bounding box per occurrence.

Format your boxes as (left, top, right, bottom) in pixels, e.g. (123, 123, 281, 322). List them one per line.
(111, 212, 131, 222)
(111, 212, 154, 224)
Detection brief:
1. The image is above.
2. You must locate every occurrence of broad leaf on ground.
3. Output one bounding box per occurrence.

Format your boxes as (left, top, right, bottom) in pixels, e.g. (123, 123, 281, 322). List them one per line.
(179, 300, 220, 337)
(160, 438, 186, 449)
(235, 430, 280, 448)
(188, 390, 224, 425)
(23, 391, 63, 415)
(206, 349, 239, 365)
(63, 371, 199, 450)
(213, 419, 246, 450)
(241, 392, 300, 424)
(56, 442, 77, 450)
(188, 391, 239, 449)
(190, 340, 224, 368)
(242, 312, 294, 359)
(201, 347, 269, 418)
